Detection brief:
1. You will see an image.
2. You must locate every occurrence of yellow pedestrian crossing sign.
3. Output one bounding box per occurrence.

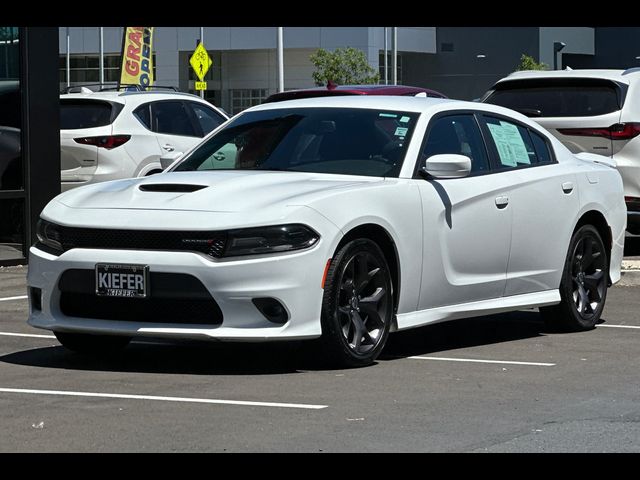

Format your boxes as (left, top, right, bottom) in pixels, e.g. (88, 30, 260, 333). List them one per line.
(190, 43, 212, 82)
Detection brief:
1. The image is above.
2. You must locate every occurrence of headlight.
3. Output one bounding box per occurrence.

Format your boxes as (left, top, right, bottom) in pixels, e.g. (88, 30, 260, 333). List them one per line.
(36, 219, 63, 254)
(224, 224, 319, 257)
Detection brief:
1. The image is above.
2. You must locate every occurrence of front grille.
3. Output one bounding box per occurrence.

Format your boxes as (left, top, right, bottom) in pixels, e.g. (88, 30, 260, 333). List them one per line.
(58, 269, 223, 325)
(53, 226, 227, 258)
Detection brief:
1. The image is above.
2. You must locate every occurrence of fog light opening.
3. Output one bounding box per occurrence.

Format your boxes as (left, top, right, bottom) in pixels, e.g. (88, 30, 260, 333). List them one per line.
(29, 287, 42, 311)
(252, 298, 289, 324)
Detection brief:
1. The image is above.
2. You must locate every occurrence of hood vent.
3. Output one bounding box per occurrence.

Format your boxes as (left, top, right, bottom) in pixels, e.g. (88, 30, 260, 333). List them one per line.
(139, 184, 207, 193)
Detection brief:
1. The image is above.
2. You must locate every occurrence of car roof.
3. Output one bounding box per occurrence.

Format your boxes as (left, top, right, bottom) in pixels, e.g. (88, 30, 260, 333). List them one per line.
(496, 68, 640, 86)
(59, 89, 210, 105)
(264, 84, 447, 103)
(251, 95, 450, 112)
(246, 95, 539, 128)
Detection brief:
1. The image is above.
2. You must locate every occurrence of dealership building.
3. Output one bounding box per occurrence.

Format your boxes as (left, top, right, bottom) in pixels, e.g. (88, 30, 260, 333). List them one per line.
(59, 27, 602, 111)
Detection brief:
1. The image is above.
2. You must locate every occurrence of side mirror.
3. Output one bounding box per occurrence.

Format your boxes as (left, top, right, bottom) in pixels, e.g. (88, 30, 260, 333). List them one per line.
(160, 152, 183, 170)
(422, 154, 472, 179)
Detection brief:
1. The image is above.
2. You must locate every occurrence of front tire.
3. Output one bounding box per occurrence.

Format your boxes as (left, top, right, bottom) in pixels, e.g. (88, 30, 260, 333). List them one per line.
(540, 225, 608, 332)
(55, 332, 131, 355)
(319, 239, 394, 368)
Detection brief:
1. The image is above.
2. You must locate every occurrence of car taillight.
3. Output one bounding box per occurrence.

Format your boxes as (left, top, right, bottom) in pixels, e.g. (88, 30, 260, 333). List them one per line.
(625, 196, 640, 212)
(558, 123, 640, 141)
(74, 135, 131, 149)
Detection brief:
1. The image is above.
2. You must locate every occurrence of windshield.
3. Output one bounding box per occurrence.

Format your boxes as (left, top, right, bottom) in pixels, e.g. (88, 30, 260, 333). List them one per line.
(173, 107, 419, 177)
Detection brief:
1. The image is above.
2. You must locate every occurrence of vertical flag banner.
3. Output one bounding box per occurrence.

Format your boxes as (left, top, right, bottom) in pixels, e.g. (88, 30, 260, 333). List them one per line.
(119, 27, 154, 89)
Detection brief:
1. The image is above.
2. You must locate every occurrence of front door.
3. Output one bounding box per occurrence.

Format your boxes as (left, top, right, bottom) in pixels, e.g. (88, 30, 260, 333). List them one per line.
(416, 113, 513, 310)
(150, 100, 201, 157)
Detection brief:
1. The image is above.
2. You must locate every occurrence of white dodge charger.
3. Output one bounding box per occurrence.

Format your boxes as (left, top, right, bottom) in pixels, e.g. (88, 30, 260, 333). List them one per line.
(27, 96, 626, 367)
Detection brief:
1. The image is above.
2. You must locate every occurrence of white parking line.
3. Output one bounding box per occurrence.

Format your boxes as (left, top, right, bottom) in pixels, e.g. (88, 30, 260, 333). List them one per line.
(0, 332, 56, 339)
(599, 324, 640, 330)
(408, 356, 555, 367)
(0, 388, 328, 410)
(0, 295, 27, 302)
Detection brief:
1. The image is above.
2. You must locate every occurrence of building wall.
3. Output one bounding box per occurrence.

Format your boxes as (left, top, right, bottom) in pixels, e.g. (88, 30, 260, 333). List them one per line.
(563, 27, 640, 69)
(403, 27, 541, 100)
(57, 27, 605, 105)
(58, 26, 438, 111)
(538, 27, 594, 68)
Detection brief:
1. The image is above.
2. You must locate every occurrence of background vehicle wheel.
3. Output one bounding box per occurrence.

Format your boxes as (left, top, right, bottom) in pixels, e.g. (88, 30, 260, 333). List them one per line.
(55, 332, 131, 355)
(320, 239, 394, 368)
(540, 225, 608, 332)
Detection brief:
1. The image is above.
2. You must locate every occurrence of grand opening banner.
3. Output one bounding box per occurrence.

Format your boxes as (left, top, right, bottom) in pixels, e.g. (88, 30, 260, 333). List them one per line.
(119, 27, 154, 89)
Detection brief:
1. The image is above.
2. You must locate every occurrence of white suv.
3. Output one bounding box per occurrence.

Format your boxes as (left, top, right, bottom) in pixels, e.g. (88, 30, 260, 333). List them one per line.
(482, 69, 640, 234)
(60, 88, 228, 191)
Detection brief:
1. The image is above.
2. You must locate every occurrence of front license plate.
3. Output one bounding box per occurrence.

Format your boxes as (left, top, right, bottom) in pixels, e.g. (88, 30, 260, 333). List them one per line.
(95, 263, 149, 298)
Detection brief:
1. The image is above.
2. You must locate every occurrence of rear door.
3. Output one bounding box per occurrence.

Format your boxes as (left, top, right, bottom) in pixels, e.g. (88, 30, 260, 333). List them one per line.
(484, 78, 624, 157)
(185, 101, 236, 167)
(59, 99, 118, 183)
(478, 113, 579, 296)
(149, 100, 202, 156)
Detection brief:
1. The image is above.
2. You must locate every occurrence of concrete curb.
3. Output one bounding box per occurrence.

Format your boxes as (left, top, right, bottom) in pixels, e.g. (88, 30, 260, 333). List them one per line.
(618, 259, 640, 286)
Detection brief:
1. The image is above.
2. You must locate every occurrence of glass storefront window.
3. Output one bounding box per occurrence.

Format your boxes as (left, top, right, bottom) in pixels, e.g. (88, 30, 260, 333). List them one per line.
(0, 26, 25, 262)
(59, 54, 156, 89)
(0, 198, 24, 262)
(0, 27, 21, 191)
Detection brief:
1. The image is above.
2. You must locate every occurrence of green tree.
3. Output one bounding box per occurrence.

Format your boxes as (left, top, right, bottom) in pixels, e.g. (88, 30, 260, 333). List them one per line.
(516, 54, 548, 71)
(310, 47, 380, 86)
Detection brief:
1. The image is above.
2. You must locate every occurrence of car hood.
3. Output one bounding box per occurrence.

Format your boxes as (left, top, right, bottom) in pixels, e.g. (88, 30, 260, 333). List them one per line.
(55, 170, 384, 213)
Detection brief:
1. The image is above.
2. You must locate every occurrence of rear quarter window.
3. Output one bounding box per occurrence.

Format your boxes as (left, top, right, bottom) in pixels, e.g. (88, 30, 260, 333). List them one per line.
(60, 100, 121, 129)
(484, 79, 623, 117)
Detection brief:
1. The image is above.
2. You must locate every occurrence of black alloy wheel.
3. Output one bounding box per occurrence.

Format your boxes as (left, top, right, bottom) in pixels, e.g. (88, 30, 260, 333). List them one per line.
(541, 225, 608, 331)
(320, 239, 393, 367)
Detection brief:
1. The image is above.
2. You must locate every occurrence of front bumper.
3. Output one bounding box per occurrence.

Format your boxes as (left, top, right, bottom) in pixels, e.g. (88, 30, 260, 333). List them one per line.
(27, 234, 335, 341)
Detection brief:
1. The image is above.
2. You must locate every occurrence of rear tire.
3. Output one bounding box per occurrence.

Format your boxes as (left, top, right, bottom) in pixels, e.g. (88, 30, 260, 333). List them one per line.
(540, 225, 608, 332)
(55, 332, 131, 355)
(319, 239, 394, 368)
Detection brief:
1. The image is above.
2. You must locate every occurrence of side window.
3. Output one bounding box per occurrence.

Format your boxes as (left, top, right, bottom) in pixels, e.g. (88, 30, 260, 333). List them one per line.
(150, 101, 197, 137)
(422, 114, 490, 174)
(133, 103, 151, 130)
(529, 129, 554, 164)
(188, 103, 226, 137)
(484, 116, 538, 168)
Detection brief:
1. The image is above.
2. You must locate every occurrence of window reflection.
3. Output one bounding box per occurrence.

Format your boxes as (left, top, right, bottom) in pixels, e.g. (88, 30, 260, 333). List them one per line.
(0, 26, 24, 261)
(0, 27, 21, 191)
(0, 198, 24, 261)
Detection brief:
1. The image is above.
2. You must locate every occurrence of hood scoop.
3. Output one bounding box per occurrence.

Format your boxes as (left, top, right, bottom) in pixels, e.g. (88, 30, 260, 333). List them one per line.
(139, 184, 208, 193)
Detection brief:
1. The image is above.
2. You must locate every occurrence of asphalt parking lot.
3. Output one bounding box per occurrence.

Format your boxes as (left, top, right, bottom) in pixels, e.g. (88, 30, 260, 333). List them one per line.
(1, 237, 639, 452)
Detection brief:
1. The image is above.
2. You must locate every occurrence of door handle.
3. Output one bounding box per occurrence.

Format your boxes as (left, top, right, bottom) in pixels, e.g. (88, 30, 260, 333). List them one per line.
(162, 144, 175, 152)
(562, 181, 574, 194)
(495, 195, 509, 209)
(212, 152, 226, 161)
